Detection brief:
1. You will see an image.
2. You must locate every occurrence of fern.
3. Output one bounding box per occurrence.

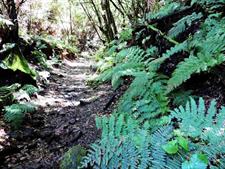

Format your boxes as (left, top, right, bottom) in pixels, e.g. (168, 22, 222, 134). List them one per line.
(167, 17, 225, 92)
(83, 1, 225, 169)
(116, 72, 169, 127)
(81, 114, 180, 169)
(171, 90, 193, 106)
(81, 115, 184, 169)
(0, 83, 21, 107)
(167, 55, 203, 92)
(21, 84, 39, 96)
(119, 28, 133, 41)
(33, 35, 78, 55)
(97, 62, 143, 85)
(31, 50, 48, 68)
(168, 48, 225, 93)
(168, 12, 203, 38)
(170, 98, 225, 166)
(191, 0, 225, 9)
(4, 103, 36, 128)
(97, 46, 156, 89)
(147, 41, 188, 72)
(150, 126, 176, 169)
(97, 47, 170, 126)
(111, 46, 153, 65)
(81, 114, 151, 169)
(81, 97, 225, 169)
(146, 2, 185, 21)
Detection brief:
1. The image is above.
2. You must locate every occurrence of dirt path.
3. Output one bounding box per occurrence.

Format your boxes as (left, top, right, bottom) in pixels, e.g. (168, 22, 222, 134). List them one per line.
(1, 57, 118, 169)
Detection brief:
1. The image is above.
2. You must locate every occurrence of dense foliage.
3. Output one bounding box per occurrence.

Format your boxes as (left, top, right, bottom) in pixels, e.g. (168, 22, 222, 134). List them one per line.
(1, 0, 225, 168)
(75, 0, 225, 168)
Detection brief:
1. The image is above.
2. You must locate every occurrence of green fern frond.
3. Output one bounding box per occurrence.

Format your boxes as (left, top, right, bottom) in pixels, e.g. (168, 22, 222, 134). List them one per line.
(21, 84, 39, 96)
(97, 46, 155, 88)
(146, 2, 185, 21)
(117, 72, 169, 127)
(97, 62, 143, 85)
(0, 83, 21, 107)
(167, 55, 202, 92)
(0, 83, 21, 96)
(168, 53, 225, 93)
(150, 126, 176, 169)
(191, 0, 225, 9)
(81, 115, 180, 169)
(168, 12, 203, 38)
(171, 90, 193, 106)
(111, 67, 142, 90)
(163, 41, 188, 59)
(4, 103, 36, 128)
(114, 46, 148, 64)
(81, 114, 152, 169)
(147, 41, 188, 72)
(119, 27, 133, 42)
(31, 50, 48, 68)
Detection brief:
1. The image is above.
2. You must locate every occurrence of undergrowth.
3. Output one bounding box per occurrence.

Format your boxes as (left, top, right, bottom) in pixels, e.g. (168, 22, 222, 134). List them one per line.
(4, 103, 36, 129)
(0, 84, 38, 129)
(63, 0, 225, 168)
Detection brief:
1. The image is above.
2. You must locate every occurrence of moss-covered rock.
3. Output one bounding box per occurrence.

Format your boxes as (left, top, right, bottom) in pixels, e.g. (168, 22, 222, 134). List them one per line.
(60, 145, 86, 169)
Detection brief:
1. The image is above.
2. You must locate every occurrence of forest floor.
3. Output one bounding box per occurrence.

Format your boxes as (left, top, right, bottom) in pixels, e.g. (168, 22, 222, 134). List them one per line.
(0, 57, 123, 169)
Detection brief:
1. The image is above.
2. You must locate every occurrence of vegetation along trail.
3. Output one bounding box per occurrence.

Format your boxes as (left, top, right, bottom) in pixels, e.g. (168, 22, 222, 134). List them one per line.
(1, 0, 225, 169)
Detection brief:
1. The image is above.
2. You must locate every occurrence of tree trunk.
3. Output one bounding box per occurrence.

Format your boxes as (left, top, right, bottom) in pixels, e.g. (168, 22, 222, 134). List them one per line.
(6, 0, 19, 43)
(101, 0, 117, 42)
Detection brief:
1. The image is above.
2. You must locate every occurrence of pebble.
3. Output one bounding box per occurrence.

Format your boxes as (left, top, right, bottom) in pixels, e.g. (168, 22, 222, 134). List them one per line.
(69, 119, 76, 125)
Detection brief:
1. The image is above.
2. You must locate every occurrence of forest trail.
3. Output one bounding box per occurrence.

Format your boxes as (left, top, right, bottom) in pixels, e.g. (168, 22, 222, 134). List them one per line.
(1, 57, 116, 169)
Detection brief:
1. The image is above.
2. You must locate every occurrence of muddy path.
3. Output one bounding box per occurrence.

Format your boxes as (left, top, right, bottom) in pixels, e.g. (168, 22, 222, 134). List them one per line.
(1, 57, 120, 169)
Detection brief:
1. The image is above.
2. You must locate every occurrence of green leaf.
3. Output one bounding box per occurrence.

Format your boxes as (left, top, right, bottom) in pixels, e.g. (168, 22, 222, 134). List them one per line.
(162, 140, 179, 154)
(197, 153, 208, 164)
(3, 52, 37, 79)
(177, 136, 189, 151)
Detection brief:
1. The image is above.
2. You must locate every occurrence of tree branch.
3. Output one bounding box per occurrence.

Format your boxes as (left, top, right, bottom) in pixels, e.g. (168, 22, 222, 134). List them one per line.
(79, 0, 104, 42)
